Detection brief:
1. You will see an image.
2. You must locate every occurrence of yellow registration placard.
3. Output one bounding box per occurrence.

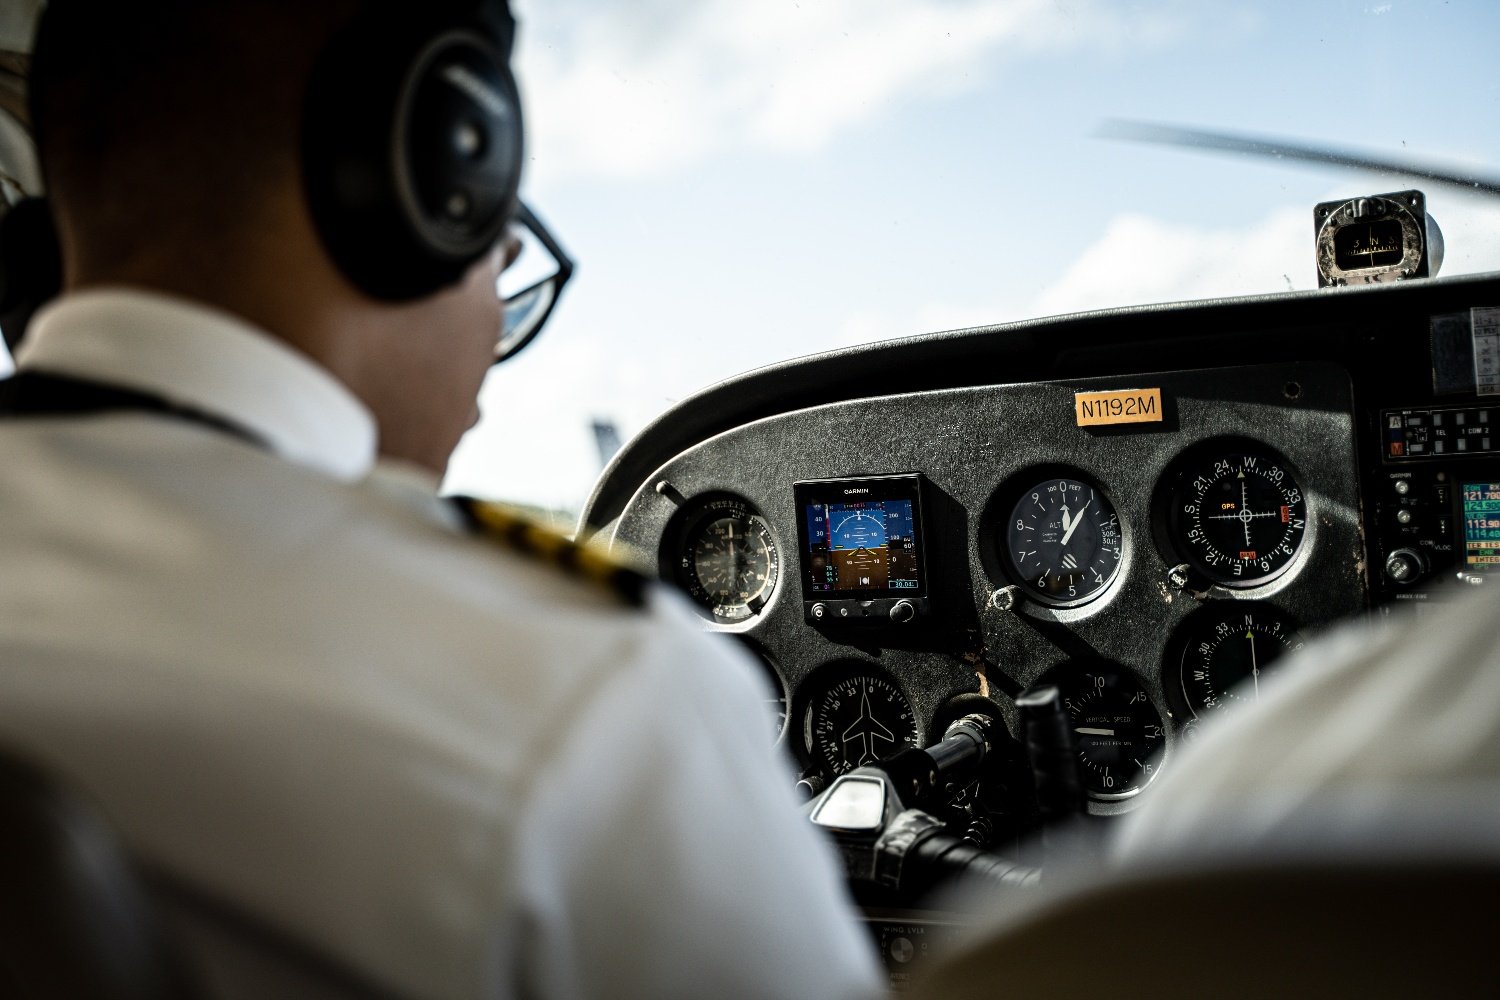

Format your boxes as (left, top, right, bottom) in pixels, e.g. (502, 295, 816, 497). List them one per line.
(1074, 388, 1163, 427)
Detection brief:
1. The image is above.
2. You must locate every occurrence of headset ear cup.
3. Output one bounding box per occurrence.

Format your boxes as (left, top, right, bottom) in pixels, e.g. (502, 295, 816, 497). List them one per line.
(302, 15, 523, 302)
(0, 198, 63, 350)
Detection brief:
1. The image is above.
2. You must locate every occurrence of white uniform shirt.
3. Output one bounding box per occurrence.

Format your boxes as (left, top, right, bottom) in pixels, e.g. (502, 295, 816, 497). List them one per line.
(0, 290, 883, 1000)
(1113, 584, 1500, 861)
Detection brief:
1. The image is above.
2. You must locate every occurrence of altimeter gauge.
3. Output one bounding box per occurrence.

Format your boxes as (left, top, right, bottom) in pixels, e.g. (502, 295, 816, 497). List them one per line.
(1162, 445, 1307, 587)
(1004, 476, 1123, 606)
(668, 495, 780, 622)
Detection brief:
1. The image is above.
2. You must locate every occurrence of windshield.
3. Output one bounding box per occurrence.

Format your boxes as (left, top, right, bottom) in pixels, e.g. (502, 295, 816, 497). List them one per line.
(447, 0, 1500, 521)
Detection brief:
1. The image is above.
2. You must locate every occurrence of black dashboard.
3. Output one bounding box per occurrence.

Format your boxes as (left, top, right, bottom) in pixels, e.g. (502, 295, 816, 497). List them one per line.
(580, 271, 1500, 836)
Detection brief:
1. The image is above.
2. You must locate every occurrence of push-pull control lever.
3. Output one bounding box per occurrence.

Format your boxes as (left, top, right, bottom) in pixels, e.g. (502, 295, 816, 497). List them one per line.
(807, 714, 1038, 897)
(1017, 684, 1099, 863)
(1016, 686, 1085, 824)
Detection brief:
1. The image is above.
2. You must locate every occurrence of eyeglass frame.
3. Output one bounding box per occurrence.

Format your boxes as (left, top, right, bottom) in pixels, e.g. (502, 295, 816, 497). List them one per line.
(495, 201, 574, 364)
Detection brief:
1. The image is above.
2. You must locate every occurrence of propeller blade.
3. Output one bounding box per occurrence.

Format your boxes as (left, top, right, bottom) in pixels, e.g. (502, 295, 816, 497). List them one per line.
(1097, 119, 1500, 199)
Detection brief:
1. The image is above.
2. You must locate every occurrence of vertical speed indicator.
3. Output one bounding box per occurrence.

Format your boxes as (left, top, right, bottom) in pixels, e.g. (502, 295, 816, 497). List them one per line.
(1163, 447, 1308, 587)
(1039, 664, 1166, 800)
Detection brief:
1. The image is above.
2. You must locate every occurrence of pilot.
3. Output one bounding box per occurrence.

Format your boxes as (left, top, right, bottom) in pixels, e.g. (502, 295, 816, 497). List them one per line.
(1113, 581, 1500, 859)
(0, 2, 882, 998)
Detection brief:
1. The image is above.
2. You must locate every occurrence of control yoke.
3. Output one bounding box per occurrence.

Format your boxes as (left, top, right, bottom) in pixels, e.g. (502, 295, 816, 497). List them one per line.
(806, 714, 1038, 897)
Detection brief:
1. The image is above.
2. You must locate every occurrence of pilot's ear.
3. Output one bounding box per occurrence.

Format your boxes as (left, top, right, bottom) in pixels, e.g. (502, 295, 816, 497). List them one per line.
(0, 197, 63, 351)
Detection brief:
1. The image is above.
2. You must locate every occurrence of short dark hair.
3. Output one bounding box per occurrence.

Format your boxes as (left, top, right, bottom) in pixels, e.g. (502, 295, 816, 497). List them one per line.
(29, 0, 353, 274)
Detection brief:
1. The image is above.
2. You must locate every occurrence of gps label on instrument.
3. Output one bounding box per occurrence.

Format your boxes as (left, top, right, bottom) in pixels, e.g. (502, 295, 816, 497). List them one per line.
(1075, 388, 1163, 427)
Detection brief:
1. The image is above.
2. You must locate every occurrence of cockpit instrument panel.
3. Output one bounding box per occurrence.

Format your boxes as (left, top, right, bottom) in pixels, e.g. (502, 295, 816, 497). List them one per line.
(596, 273, 1500, 828)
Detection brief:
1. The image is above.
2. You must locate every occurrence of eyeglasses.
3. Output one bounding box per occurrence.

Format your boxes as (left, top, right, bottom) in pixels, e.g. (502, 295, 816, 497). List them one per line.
(496, 201, 574, 364)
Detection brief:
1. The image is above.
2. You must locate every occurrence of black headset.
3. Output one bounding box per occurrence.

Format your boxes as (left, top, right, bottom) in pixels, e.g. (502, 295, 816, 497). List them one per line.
(0, 0, 524, 341)
(301, 0, 525, 301)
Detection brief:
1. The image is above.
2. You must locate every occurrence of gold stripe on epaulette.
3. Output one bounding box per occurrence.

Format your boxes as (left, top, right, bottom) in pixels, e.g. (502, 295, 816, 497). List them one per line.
(449, 497, 647, 606)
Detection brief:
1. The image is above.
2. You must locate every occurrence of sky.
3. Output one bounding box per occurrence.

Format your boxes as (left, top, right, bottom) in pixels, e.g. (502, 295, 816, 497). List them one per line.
(5, 2, 1498, 513)
(444, 0, 1500, 515)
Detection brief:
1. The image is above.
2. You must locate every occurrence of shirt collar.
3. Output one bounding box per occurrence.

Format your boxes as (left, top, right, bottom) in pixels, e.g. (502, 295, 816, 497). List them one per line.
(17, 289, 378, 481)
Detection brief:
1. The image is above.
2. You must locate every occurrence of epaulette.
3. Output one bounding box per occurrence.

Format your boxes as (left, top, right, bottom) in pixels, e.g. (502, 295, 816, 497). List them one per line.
(449, 497, 648, 607)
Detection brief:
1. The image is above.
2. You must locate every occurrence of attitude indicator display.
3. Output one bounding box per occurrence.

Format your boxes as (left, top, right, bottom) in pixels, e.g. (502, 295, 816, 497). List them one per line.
(795, 474, 931, 624)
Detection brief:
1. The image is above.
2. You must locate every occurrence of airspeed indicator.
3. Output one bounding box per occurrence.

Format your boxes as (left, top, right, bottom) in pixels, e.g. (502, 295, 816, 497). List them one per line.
(668, 496, 780, 622)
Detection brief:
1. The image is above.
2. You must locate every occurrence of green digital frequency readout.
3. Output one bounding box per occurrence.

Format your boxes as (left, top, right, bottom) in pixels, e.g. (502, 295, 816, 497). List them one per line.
(1462, 482, 1500, 568)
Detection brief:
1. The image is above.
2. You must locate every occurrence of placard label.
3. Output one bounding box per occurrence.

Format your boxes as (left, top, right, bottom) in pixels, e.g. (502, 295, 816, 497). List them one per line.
(1075, 388, 1163, 427)
(1472, 307, 1500, 396)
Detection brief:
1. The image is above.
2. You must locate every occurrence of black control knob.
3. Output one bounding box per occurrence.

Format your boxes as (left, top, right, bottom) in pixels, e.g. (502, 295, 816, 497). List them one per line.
(889, 600, 916, 623)
(795, 775, 827, 802)
(1384, 548, 1428, 584)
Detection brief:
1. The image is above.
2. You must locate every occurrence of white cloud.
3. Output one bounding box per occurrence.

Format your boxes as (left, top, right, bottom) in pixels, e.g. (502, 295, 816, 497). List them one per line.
(1031, 207, 1310, 316)
(1032, 187, 1500, 318)
(1427, 190, 1500, 278)
(830, 185, 1500, 350)
(512, 0, 1197, 182)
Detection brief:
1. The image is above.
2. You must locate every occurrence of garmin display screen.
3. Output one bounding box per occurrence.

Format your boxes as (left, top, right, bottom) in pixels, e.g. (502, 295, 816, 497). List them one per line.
(1462, 482, 1500, 570)
(795, 475, 926, 599)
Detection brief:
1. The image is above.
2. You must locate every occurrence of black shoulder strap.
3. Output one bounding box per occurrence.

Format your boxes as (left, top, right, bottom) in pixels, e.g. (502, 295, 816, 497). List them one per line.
(0, 370, 265, 447)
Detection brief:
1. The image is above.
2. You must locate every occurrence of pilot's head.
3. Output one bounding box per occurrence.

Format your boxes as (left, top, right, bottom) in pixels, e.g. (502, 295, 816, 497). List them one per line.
(28, 0, 528, 474)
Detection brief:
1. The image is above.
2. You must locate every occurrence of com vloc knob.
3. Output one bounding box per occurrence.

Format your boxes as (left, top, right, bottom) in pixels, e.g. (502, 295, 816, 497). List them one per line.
(1384, 548, 1428, 584)
(889, 600, 916, 624)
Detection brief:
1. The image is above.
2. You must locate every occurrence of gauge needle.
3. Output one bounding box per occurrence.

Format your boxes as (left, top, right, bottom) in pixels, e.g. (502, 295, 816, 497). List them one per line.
(1241, 478, 1252, 547)
(1060, 497, 1092, 546)
(1248, 628, 1260, 700)
(1075, 726, 1116, 736)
